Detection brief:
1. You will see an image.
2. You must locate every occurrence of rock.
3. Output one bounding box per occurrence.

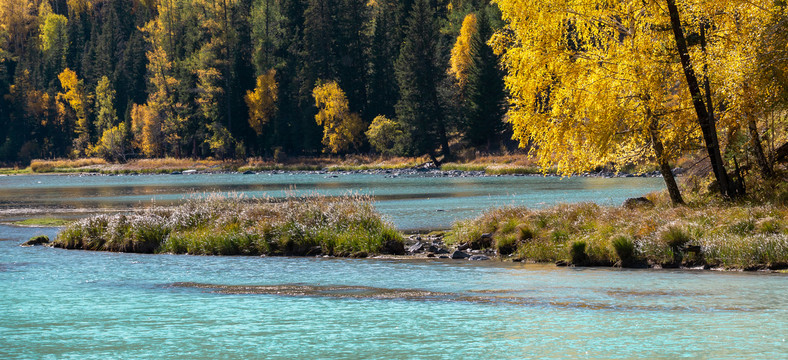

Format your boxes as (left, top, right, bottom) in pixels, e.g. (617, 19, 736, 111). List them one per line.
(439, 255, 449, 259)
(468, 255, 490, 261)
(555, 260, 569, 267)
(383, 238, 405, 255)
(350, 251, 368, 258)
(242, 170, 255, 175)
(170, 171, 182, 175)
(407, 241, 424, 253)
(305, 246, 323, 256)
(182, 169, 197, 174)
(21, 235, 49, 247)
(426, 253, 435, 258)
(450, 250, 470, 259)
(623, 197, 653, 209)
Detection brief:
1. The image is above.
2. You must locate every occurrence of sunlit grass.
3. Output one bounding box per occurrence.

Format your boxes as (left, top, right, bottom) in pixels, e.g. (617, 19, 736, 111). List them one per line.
(446, 199, 788, 270)
(54, 193, 405, 256)
(11, 218, 72, 227)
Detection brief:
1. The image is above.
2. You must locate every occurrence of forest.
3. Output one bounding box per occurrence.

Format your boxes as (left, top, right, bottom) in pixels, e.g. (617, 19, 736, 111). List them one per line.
(0, 0, 507, 165)
(1, 0, 788, 203)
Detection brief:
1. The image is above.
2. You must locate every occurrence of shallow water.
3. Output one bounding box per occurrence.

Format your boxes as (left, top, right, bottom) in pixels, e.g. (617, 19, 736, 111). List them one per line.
(0, 173, 664, 230)
(1, 225, 786, 359)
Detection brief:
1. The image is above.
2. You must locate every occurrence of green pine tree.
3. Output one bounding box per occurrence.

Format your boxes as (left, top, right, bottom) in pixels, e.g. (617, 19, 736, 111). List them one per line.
(395, 0, 451, 164)
(463, 10, 506, 149)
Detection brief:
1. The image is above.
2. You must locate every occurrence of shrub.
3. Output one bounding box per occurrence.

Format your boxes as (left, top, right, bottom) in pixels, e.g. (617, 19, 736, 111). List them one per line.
(661, 225, 691, 248)
(570, 241, 587, 265)
(496, 234, 518, 255)
(611, 235, 636, 265)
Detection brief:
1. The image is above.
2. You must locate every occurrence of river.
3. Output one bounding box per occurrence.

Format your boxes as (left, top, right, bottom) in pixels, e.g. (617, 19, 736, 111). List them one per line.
(0, 172, 664, 231)
(1, 173, 785, 359)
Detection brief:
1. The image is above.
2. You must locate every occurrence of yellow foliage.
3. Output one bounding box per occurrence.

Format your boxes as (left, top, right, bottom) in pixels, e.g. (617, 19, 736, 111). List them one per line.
(67, 0, 92, 15)
(491, 0, 703, 174)
(245, 69, 278, 135)
(57, 68, 90, 139)
(130, 103, 162, 157)
(90, 123, 128, 162)
(449, 13, 477, 89)
(366, 115, 404, 155)
(312, 81, 364, 154)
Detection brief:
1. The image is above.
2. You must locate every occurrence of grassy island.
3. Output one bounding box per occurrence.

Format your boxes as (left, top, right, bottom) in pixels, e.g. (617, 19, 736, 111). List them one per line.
(53, 194, 404, 257)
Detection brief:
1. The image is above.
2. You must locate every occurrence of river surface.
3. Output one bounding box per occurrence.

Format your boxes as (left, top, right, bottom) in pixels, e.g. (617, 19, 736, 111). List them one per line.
(0, 172, 664, 231)
(1, 173, 786, 359)
(1, 225, 786, 359)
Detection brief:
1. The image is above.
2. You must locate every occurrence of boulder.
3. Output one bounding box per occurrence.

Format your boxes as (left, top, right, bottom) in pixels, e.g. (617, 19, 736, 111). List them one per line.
(470, 233, 493, 250)
(623, 197, 653, 209)
(407, 241, 424, 253)
(450, 250, 470, 259)
(21, 235, 50, 247)
(242, 170, 255, 175)
(468, 255, 490, 261)
(383, 238, 405, 255)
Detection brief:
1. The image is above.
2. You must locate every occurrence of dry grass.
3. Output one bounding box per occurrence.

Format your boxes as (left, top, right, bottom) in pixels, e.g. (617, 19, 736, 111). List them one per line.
(446, 196, 788, 270)
(54, 193, 404, 256)
(441, 153, 544, 174)
(30, 158, 107, 172)
(26, 154, 546, 174)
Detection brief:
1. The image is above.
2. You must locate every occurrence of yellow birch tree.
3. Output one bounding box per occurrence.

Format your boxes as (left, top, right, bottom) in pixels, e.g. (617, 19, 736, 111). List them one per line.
(245, 69, 278, 135)
(491, 0, 703, 204)
(313, 81, 364, 153)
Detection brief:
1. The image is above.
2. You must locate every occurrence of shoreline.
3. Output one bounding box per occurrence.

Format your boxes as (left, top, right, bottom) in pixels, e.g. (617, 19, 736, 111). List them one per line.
(1, 155, 674, 178)
(0, 166, 668, 179)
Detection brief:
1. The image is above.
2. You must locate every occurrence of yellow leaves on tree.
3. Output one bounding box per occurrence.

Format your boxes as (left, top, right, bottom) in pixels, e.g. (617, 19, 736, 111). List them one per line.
(0, 0, 35, 56)
(67, 0, 92, 16)
(449, 13, 477, 89)
(245, 69, 278, 135)
(312, 81, 364, 154)
(90, 123, 128, 162)
(366, 115, 405, 155)
(491, 0, 700, 171)
(39, 12, 68, 61)
(56, 68, 90, 142)
(490, 0, 718, 203)
(131, 103, 162, 158)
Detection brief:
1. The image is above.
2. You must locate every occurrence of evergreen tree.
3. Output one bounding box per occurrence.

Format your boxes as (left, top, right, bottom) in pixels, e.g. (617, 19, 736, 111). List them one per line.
(368, 2, 398, 119)
(94, 75, 118, 135)
(395, 0, 451, 164)
(335, 0, 369, 117)
(463, 10, 505, 149)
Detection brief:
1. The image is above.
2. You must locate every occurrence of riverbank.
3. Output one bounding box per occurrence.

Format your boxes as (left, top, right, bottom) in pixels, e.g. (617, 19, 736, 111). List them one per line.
(443, 194, 788, 271)
(0, 154, 666, 177)
(40, 187, 788, 271)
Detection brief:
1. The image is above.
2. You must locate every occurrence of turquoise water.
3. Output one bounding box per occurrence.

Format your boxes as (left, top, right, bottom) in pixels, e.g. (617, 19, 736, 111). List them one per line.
(1, 225, 786, 359)
(0, 173, 664, 230)
(2, 174, 785, 358)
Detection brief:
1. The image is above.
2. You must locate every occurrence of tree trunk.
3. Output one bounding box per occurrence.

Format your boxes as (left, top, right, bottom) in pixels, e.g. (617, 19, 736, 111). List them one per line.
(747, 117, 775, 179)
(437, 117, 452, 162)
(665, 0, 741, 198)
(650, 117, 684, 205)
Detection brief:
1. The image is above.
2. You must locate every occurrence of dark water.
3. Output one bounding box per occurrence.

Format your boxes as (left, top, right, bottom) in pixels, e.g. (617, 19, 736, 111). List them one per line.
(0, 172, 664, 230)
